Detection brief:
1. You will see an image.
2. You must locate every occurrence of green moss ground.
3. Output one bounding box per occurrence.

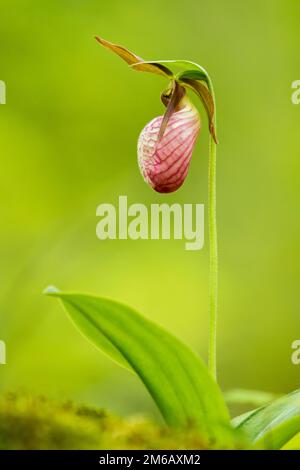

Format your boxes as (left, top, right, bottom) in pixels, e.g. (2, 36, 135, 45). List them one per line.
(0, 393, 217, 450)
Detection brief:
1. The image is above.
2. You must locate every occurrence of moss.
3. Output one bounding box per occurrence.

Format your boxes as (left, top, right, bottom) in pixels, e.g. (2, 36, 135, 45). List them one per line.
(0, 392, 243, 450)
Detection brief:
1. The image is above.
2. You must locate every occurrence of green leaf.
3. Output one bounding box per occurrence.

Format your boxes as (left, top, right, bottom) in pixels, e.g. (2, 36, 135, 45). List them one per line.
(232, 389, 300, 449)
(225, 388, 280, 407)
(177, 69, 208, 82)
(45, 287, 233, 445)
(281, 430, 300, 450)
(131, 60, 211, 88)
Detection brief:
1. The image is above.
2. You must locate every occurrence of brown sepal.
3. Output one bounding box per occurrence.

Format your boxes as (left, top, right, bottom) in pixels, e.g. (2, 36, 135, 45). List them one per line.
(158, 82, 186, 140)
(180, 78, 218, 144)
(95, 37, 173, 78)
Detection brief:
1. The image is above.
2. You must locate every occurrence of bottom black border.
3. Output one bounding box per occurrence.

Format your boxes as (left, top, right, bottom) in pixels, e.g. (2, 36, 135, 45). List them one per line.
(0, 450, 299, 467)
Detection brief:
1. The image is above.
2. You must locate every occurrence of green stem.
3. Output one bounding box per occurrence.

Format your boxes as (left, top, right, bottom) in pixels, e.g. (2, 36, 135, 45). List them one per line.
(208, 84, 218, 381)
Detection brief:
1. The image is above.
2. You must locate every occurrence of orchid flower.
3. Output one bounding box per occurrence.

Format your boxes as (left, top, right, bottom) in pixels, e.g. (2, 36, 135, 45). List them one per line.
(95, 37, 217, 194)
(138, 84, 201, 193)
(95, 37, 219, 380)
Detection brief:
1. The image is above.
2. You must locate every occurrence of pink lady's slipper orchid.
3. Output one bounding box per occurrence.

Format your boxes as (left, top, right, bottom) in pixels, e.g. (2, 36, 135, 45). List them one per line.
(138, 89, 200, 193)
(95, 37, 217, 194)
(96, 37, 220, 380)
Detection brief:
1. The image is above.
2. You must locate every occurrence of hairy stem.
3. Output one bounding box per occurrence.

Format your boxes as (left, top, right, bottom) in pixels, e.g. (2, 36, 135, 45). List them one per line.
(208, 84, 218, 381)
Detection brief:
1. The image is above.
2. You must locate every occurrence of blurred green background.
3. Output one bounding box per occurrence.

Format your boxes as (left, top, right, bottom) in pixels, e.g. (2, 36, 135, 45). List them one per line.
(0, 0, 299, 420)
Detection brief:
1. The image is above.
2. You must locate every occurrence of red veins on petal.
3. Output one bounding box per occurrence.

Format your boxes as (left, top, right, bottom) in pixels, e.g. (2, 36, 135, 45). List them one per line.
(138, 102, 201, 193)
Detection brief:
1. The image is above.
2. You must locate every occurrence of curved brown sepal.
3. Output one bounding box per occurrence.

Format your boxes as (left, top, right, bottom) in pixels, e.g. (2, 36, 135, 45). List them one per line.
(180, 78, 218, 144)
(158, 82, 186, 140)
(95, 37, 173, 78)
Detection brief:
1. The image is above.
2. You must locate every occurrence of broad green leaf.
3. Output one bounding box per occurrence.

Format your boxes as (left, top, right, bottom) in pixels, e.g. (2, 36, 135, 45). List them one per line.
(231, 408, 260, 428)
(232, 389, 300, 449)
(261, 416, 300, 450)
(95, 37, 173, 78)
(281, 430, 300, 450)
(45, 287, 233, 445)
(225, 388, 280, 407)
(45, 286, 132, 372)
